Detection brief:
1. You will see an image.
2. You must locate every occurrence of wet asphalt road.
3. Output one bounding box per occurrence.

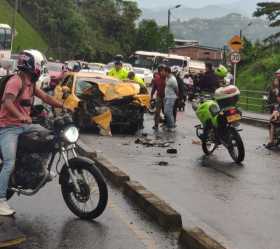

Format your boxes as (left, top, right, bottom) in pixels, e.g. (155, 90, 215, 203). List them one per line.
(81, 105, 280, 249)
(8, 178, 180, 249)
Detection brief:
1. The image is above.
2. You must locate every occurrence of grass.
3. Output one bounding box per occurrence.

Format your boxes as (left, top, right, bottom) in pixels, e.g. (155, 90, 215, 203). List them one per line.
(237, 54, 280, 91)
(236, 52, 280, 113)
(0, 0, 48, 53)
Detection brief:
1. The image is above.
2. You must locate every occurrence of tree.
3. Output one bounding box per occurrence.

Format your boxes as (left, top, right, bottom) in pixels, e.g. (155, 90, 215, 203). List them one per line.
(254, 2, 280, 41)
(135, 20, 174, 52)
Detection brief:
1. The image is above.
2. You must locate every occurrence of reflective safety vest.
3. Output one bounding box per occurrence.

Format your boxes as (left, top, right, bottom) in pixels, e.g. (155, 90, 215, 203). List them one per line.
(132, 76, 145, 87)
(108, 67, 128, 80)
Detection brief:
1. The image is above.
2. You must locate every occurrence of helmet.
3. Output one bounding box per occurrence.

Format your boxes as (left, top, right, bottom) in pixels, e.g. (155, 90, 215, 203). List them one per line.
(215, 65, 228, 78)
(17, 49, 47, 82)
(171, 66, 181, 74)
(114, 54, 124, 65)
(157, 64, 166, 72)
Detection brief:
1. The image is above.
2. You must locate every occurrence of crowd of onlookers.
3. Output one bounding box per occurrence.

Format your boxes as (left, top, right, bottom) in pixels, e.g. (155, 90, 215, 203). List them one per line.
(149, 63, 232, 132)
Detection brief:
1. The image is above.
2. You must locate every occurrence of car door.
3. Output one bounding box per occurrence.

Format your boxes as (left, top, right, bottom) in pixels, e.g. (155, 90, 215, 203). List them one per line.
(63, 75, 80, 110)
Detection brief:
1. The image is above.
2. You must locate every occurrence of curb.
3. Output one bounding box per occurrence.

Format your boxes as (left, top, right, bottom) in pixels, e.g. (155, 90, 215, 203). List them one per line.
(123, 180, 182, 231)
(242, 116, 269, 128)
(179, 228, 226, 249)
(77, 140, 236, 249)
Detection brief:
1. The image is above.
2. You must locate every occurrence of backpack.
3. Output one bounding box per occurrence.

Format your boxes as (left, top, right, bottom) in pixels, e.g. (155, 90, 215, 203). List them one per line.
(0, 74, 24, 107)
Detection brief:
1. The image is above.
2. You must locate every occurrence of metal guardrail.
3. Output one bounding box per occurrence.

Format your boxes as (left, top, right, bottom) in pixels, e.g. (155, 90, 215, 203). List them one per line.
(239, 90, 269, 113)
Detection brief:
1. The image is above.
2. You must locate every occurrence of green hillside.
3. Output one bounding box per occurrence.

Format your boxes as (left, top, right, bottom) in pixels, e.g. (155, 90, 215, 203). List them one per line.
(0, 0, 48, 53)
(237, 55, 280, 91)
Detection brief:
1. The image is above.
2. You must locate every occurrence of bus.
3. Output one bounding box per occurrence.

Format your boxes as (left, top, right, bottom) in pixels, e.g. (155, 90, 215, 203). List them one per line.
(131, 51, 191, 73)
(0, 24, 12, 60)
(131, 51, 162, 71)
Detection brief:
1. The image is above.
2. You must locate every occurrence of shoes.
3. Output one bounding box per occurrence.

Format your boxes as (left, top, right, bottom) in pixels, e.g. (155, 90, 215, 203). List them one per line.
(0, 199, 15, 216)
(265, 142, 275, 150)
(167, 128, 176, 132)
(46, 170, 56, 182)
(152, 126, 159, 131)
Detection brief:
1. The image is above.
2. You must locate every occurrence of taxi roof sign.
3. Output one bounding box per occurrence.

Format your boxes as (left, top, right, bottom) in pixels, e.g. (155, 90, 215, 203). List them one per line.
(228, 35, 243, 51)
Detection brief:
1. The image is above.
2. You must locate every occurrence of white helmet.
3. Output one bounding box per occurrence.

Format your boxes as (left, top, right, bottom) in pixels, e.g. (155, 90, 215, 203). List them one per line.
(17, 49, 47, 82)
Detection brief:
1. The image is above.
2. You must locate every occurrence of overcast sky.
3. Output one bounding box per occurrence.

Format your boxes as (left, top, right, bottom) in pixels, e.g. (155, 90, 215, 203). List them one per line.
(137, 0, 273, 9)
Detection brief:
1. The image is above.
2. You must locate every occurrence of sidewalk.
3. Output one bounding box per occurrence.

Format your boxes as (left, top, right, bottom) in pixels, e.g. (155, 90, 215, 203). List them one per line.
(242, 110, 270, 121)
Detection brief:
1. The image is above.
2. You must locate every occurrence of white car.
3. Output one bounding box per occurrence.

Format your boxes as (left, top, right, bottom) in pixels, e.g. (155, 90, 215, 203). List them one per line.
(133, 67, 153, 85)
(81, 63, 106, 74)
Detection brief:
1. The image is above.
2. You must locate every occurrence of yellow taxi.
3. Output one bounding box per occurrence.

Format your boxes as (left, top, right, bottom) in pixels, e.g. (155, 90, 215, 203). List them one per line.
(54, 72, 150, 134)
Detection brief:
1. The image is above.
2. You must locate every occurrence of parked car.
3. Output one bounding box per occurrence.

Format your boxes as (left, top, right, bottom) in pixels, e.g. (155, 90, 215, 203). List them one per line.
(81, 63, 106, 74)
(54, 72, 150, 134)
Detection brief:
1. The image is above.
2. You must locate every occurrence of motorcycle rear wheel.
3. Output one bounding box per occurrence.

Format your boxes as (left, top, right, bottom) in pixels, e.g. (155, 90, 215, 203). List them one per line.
(61, 163, 108, 220)
(228, 129, 245, 163)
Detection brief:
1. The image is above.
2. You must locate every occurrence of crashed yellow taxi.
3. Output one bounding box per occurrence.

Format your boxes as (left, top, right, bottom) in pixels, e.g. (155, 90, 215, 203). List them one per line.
(54, 72, 150, 134)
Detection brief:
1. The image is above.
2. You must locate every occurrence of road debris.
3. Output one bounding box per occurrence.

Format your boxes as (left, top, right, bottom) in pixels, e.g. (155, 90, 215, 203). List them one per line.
(166, 148, 178, 154)
(158, 161, 169, 166)
(135, 137, 173, 147)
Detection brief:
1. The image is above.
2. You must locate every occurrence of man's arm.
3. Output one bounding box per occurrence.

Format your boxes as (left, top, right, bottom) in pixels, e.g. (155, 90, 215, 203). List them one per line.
(35, 87, 63, 108)
(173, 78, 179, 96)
(2, 94, 31, 123)
(150, 79, 156, 98)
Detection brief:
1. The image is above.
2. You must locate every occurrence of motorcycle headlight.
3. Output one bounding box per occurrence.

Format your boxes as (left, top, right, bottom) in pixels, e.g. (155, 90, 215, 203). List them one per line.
(63, 126, 79, 143)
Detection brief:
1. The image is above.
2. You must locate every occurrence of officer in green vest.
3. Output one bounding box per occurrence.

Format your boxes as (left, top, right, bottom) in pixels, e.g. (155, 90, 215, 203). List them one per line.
(108, 55, 128, 80)
(127, 71, 148, 94)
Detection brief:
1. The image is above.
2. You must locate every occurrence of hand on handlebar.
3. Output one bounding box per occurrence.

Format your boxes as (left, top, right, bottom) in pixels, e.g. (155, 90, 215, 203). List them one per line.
(19, 115, 32, 124)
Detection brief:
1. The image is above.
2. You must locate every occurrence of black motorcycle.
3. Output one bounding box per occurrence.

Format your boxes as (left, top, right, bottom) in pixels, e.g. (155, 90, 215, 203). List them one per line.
(0, 107, 108, 220)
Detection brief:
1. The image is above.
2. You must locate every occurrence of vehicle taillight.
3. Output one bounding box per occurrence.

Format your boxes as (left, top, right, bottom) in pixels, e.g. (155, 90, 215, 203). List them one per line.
(228, 108, 237, 115)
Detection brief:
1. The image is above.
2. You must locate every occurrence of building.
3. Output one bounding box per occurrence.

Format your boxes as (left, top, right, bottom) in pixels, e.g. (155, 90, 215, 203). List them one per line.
(174, 39, 199, 47)
(169, 45, 223, 67)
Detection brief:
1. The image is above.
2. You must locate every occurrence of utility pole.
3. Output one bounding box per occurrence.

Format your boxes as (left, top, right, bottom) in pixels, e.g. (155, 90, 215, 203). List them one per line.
(11, 0, 18, 52)
(168, 4, 181, 33)
(168, 9, 171, 32)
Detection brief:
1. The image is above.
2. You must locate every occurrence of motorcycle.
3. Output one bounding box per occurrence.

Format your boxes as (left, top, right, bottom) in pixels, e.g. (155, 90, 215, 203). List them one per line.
(0, 106, 108, 220)
(192, 85, 245, 163)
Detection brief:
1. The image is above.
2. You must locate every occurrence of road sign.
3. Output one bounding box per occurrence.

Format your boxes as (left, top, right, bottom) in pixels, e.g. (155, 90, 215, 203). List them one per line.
(230, 52, 241, 64)
(228, 35, 243, 51)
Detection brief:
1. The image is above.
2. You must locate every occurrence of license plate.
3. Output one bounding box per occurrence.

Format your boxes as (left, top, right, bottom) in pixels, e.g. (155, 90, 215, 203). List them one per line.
(227, 114, 241, 123)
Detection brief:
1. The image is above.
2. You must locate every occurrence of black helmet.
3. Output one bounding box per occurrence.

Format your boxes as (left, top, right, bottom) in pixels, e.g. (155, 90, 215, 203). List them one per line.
(114, 54, 124, 65)
(157, 64, 166, 72)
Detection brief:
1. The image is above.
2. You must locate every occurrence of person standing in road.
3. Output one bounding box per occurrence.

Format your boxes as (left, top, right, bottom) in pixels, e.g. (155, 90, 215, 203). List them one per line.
(150, 65, 166, 130)
(108, 55, 128, 81)
(127, 71, 147, 94)
(267, 78, 280, 113)
(164, 66, 178, 132)
(198, 63, 219, 93)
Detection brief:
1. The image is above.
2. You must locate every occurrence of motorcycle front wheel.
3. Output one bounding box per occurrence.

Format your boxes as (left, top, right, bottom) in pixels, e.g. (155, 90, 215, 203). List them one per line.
(202, 128, 217, 155)
(60, 162, 108, 220)
(228, 128, 245, 163)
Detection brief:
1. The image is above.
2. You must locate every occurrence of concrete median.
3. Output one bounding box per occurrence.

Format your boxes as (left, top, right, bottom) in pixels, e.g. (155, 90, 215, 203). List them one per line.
(77, 140, 239, 249)
(123, 180, 182, 231)
(179, 227, 227, 249)
(241, 116, 269, 128)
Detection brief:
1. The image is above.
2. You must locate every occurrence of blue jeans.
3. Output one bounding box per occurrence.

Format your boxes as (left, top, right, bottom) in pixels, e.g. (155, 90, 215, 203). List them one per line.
(0, 124, 45, 199)
(164, 98, 176, 128)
